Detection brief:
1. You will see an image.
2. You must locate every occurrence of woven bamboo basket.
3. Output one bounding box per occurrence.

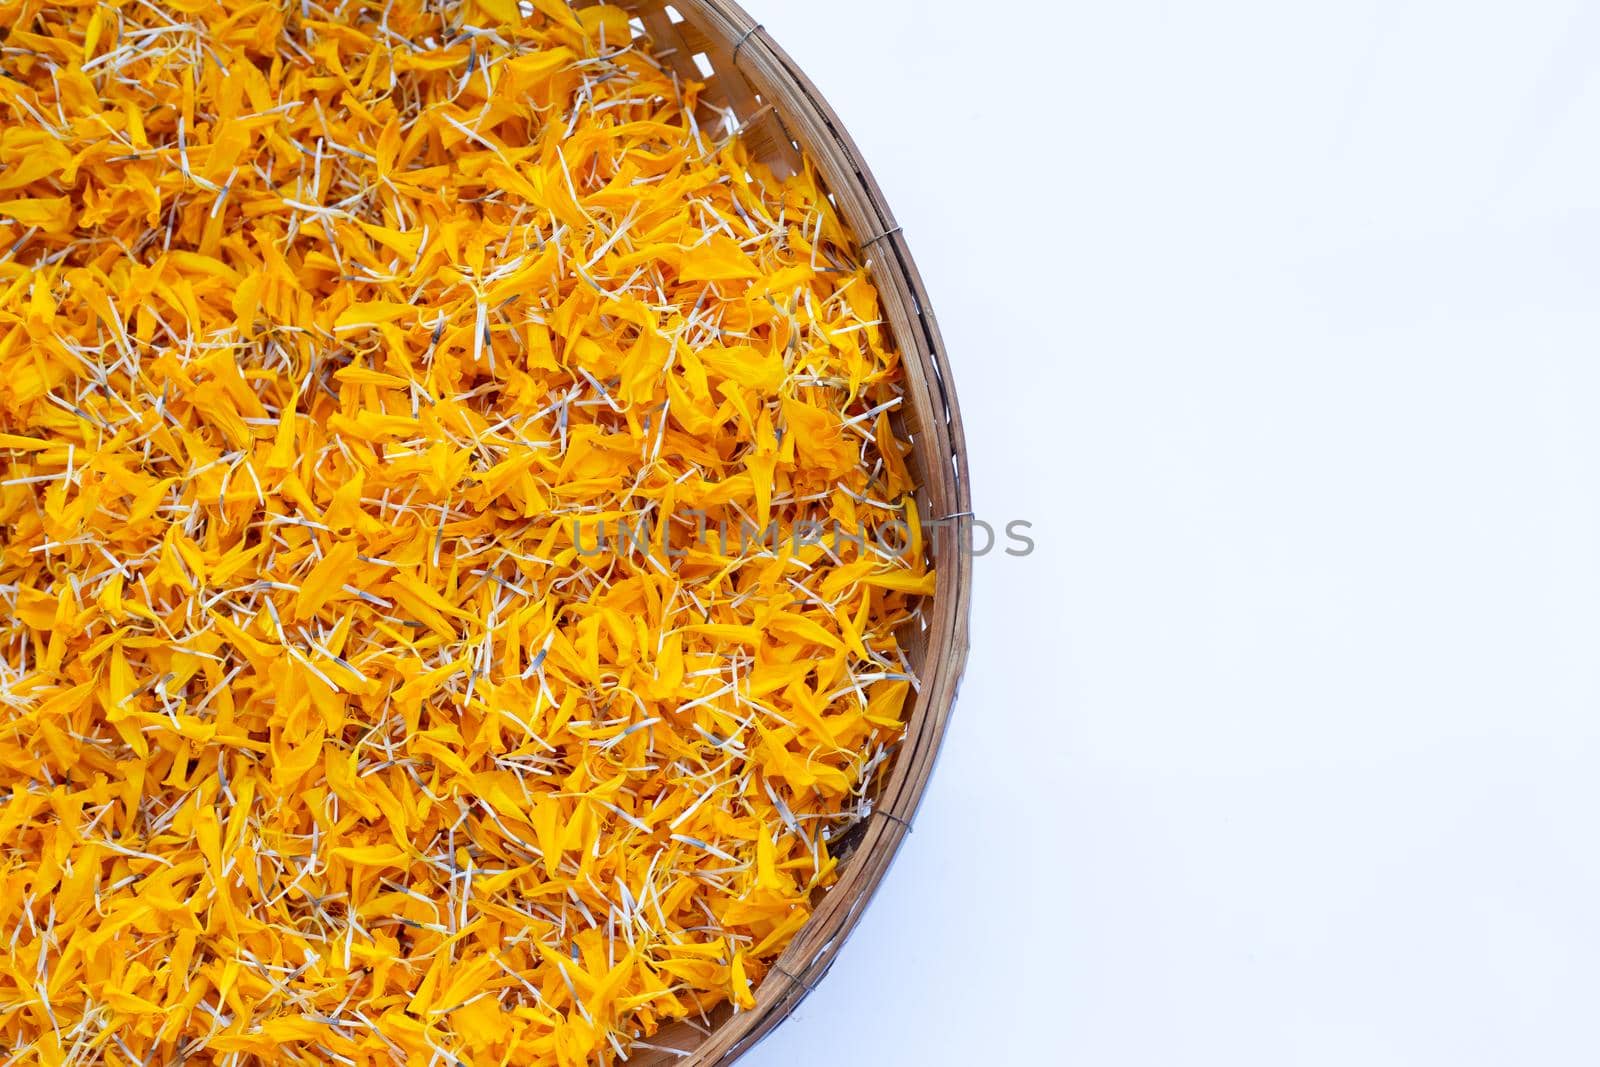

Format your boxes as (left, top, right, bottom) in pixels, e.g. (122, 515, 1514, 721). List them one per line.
(575, 1, 974, 1062)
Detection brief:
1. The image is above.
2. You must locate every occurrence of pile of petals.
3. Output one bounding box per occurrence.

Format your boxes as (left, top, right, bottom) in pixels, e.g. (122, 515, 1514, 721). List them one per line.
(0, 0, 931, 1063)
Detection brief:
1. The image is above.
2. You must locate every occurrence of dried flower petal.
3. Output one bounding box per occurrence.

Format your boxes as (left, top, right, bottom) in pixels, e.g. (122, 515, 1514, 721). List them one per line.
(0, 1, 929, 1063)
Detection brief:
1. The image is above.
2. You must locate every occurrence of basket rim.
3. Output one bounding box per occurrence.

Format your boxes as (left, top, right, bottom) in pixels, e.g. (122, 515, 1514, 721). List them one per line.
(612, 3, 975, 1064)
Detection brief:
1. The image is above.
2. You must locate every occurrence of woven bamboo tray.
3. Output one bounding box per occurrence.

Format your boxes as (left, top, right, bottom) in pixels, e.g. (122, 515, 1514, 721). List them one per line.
(578, 2, 974, 1062)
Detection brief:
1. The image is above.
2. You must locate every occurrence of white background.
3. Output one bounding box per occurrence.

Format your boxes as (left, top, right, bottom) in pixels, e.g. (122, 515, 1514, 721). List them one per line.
(742, 1, 1600, 1064)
